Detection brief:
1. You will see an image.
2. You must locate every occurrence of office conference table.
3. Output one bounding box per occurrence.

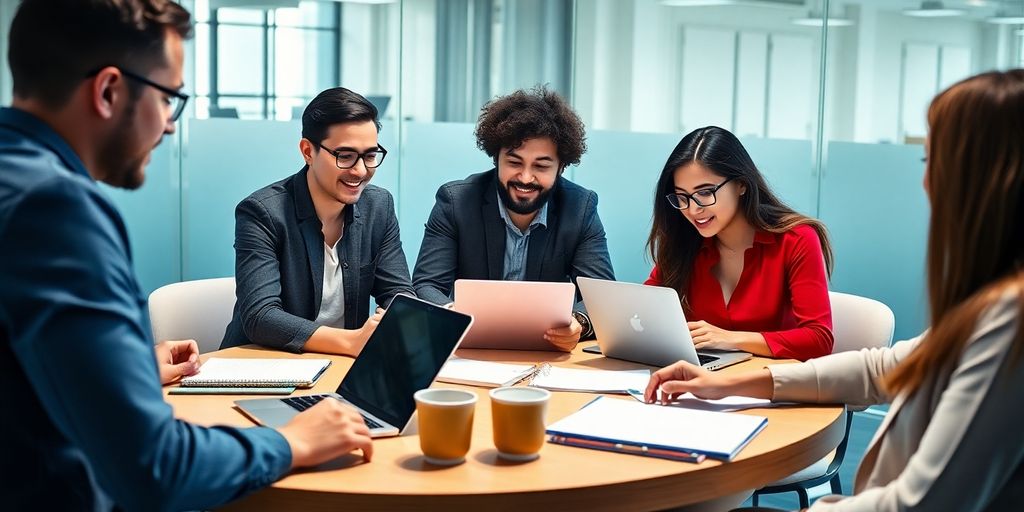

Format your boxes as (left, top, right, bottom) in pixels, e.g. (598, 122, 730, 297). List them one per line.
(166, 344, 845, 511)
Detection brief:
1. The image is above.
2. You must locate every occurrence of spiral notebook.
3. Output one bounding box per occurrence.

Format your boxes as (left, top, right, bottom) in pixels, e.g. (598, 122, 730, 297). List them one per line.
(180, 358, 332, 388)
(437, 357, 546, 388)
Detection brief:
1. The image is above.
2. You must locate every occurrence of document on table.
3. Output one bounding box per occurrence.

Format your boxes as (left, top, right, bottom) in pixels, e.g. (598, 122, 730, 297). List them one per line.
(530, 367, 651, 394)
(625, 389, 789, 412)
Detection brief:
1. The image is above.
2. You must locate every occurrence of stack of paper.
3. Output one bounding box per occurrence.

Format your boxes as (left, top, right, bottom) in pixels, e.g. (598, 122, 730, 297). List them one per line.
(546, 396, 767, 461)
(531, 367, 651, 394)
(437, 357, 539, 387)
(181, 358, 331, 388)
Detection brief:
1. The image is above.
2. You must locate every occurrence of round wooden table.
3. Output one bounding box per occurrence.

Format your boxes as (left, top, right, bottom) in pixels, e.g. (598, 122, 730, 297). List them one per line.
(166, 344, 844, 511)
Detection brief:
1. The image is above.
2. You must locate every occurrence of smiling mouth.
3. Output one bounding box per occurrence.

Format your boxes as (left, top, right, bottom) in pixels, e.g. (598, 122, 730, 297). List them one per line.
(340, 179, 363, 188)
(694, 216, 714, 227)
(511, 183, 540, 194)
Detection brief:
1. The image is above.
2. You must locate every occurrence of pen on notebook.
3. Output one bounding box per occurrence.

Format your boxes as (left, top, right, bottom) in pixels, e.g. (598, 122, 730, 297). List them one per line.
(551, 435, 706, 463)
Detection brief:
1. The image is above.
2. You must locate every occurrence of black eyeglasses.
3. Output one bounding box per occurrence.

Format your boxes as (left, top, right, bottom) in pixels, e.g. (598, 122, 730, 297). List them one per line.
(318, 143, 388, 169)
(85, 67, 189, 122)
(665, 177, 734, 210)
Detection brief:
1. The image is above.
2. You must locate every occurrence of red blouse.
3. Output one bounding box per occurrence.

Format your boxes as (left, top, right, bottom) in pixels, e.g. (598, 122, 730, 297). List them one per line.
(644, 225, 833, 361)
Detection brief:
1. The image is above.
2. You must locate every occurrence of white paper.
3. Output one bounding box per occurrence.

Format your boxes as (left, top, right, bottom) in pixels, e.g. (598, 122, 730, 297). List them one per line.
(182, 358, 331, 386)
(531, 367, 651, 393)
(625, 389, 784, 412)
(545, 396, 767, 460)
(437, 357, 536, 387)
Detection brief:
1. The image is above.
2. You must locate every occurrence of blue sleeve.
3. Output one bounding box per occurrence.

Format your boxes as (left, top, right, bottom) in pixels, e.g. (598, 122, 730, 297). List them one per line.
(570, 190, 615, 316)
(2, 178, 292, 511)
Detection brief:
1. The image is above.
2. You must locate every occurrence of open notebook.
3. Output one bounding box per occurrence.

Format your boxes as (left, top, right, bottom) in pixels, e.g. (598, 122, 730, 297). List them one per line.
(180, 358, 332, 388)
(546, 396, 767, 461)
(436, 357, 542, 387)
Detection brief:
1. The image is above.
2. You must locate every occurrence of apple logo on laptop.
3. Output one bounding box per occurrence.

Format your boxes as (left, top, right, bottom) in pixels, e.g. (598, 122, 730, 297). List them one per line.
(629, 314, 644, 333)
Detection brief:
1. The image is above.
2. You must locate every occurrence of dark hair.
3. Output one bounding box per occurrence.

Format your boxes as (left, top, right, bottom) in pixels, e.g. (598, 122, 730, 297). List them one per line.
(301, 87, 381, 145)
(474, 85, 586, 169)
(9, 0, 193, 108)
(646, 126, 834, 304)
(885, 69, 1024, 396)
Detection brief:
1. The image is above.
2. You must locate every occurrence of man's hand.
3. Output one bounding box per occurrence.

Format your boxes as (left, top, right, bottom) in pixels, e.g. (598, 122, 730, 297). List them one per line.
(155, 339, 200, 385)
(277, 398, 374, 468)
(545, 317, 582, 352)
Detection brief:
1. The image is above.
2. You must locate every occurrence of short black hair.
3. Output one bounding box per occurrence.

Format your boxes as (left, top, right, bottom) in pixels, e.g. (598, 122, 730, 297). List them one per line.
(474, 85, 586, 168)
(9, 0, 193, 108)
(301, 87, 381, 144)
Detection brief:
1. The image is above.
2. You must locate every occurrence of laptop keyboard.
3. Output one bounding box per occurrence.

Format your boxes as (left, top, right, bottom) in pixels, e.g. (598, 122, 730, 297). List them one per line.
(281, 395, 384, 429)
(697, 353, 720, 366)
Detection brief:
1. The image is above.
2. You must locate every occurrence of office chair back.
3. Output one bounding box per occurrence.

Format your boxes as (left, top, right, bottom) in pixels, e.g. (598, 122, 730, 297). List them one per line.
(148, 277, 235, 354)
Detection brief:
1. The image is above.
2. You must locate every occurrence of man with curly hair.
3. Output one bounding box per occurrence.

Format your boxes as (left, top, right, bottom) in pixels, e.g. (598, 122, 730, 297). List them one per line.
(412, 86, 614, 351)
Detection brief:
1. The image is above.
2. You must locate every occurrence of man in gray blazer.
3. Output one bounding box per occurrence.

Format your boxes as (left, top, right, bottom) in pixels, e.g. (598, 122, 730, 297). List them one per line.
(222, 88, 414, 355)
(412, 86, 614, 351)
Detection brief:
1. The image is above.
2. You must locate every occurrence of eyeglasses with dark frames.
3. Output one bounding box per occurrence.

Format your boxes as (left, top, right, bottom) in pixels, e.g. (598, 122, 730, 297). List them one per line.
(665, 177, 734, 210)
(85, 67, 189, 122)
(317, 143, 388, 170)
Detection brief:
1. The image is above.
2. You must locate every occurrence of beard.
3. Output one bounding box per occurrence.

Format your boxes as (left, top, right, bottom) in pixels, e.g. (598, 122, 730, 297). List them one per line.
(497, 178, 554, 215)
(97, 102, 151, 190)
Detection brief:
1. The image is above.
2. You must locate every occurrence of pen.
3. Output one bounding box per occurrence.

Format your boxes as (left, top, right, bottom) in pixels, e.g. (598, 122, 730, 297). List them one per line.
(549, 435, 706, 463)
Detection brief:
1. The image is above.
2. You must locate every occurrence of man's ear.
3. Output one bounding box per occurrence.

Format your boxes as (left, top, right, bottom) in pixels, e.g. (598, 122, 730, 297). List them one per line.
(89, 67, 122, 120)
(299, 138, 315, 165)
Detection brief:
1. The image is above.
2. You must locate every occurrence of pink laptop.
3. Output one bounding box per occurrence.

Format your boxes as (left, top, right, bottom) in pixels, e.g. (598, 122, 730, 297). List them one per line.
(453, 279, 576, 351)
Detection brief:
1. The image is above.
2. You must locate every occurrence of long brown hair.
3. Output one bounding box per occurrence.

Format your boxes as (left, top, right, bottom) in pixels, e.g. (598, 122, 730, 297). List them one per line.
(645, 126, 833, 304)
(884, 70, 1024, 396)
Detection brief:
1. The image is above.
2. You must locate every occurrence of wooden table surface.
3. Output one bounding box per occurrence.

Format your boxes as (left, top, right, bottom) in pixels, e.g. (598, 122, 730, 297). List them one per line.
(166, 344, 844, 511)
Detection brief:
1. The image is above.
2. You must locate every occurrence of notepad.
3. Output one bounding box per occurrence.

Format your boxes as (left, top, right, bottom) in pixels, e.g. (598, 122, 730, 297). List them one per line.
(545, 396, 767, 461)
(530, 367, 651, 394)
(436, 357, 540, 387)
(180, 358, 331, 388)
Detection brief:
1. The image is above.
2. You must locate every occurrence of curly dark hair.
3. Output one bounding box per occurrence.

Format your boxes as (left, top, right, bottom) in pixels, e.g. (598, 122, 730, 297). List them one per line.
(474, 85, 587, 169)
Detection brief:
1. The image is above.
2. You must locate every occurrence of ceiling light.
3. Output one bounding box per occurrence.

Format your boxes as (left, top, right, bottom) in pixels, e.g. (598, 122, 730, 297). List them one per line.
(904, 1, 965, 17)
(987, 14, 1024, 24)
(791, 12, 854, 27)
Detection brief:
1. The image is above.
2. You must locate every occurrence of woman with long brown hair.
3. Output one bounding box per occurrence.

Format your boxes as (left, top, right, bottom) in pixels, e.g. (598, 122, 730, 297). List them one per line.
(645, 69, 1024, 510)
(646, 126, 834, 361)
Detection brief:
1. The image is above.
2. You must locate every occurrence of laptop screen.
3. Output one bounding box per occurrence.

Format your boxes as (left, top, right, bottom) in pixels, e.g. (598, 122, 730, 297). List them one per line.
(337, 295, 472, 429)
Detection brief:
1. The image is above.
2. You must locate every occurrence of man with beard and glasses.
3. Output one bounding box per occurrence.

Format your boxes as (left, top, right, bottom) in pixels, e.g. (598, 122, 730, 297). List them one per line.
(0, 2, 374, 510)
(412, 86, 614, 351)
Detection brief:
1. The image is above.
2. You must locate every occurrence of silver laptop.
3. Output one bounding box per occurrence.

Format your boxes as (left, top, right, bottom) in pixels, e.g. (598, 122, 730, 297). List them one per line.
(577, 277, 751, 370)
(453, 279, 576, 351)
(235, 294, 473, 437)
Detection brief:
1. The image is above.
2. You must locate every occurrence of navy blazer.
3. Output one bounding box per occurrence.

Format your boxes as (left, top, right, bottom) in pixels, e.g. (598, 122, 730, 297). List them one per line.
(221, 167, 414, 352)
(412, 169, 615, 313)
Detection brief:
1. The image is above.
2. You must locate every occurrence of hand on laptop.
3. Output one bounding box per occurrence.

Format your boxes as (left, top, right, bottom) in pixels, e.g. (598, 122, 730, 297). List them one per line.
(545, 316, 582, 352)
(154, 339, 200, 385)
(278, 398, 374, 468)
(644, 360, 775, 405)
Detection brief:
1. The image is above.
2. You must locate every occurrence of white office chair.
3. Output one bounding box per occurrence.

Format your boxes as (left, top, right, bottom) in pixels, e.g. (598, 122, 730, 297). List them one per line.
(148, 277, 236, 354)
(752, 291, 895, 509)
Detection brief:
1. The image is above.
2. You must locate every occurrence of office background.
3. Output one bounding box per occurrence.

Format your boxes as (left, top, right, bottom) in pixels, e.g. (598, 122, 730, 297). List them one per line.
(1, 0, 1021, 344)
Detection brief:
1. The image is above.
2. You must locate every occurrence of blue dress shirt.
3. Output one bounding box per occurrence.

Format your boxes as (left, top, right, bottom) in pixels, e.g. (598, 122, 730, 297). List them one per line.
(0, 108, 291, 511)
(496, 191, 549, 281)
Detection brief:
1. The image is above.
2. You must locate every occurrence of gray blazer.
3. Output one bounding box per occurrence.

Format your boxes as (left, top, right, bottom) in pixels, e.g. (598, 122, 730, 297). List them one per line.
(221, 167, 414, 352)
(412, 169, 615, 316)
(770, 291, 1024, 511)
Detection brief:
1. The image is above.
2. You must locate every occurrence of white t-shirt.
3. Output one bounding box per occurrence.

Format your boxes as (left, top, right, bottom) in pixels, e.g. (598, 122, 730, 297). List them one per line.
(314, 240, 345, 328)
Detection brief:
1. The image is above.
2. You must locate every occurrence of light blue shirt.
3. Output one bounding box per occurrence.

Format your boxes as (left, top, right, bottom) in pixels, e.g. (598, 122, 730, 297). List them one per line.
(0, 107, 291, 510)
(497, 191, 548, 281)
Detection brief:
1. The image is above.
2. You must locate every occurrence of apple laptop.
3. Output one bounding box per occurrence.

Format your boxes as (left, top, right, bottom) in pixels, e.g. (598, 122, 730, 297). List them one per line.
(234, 294, 473, 437)
(453, 279, 576, 351)
(577, 277, 751, 370)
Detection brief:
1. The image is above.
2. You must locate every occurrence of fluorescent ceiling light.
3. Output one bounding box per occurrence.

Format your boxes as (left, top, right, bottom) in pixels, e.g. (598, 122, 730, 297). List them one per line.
(904, 1, 965, 17)
(661, 0, 804, 8)
(792, 13, 854, 27)
(987, 15, 1024, 24)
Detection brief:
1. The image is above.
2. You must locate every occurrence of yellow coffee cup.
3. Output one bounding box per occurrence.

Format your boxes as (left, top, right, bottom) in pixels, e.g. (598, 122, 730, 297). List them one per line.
(414, 388, 478, 465)
(489, 386, 550, 461)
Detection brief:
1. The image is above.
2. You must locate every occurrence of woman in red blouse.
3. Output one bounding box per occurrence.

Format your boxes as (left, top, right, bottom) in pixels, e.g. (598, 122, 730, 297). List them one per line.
(645, 126, 834, 361)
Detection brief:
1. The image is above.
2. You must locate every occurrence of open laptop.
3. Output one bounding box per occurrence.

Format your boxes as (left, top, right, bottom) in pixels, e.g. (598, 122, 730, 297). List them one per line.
(453, 279, 576, 351)
(235, 294, 473, 437)
(577, 277, 751, 370)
